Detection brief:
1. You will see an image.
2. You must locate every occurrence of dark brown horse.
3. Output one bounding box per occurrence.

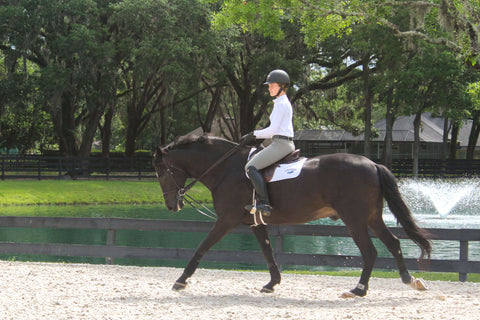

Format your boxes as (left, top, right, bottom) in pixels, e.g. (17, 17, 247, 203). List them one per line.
(153, 134, 432, 297)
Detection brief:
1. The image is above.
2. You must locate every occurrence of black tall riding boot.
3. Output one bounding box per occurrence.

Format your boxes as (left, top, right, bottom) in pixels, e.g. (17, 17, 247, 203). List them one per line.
(245, 166, 272, 216)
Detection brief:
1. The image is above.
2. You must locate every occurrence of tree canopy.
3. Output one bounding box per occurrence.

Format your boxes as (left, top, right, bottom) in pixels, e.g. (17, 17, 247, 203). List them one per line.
(1, 0, 480, 161)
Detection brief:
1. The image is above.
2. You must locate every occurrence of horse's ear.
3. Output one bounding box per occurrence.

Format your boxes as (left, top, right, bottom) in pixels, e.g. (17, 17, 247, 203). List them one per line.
(173, 135, 182, 145)
(155, 146, 167, 157)
(199, 133, 212, 144)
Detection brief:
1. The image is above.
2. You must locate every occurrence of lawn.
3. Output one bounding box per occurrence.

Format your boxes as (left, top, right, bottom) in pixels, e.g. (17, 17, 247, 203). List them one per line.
(0, 180, 212, 206)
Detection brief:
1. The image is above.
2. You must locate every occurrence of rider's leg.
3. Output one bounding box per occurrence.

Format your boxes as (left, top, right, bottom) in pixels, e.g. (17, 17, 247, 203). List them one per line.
(244, 139, 295, 216)
(245, 165, 272, 216)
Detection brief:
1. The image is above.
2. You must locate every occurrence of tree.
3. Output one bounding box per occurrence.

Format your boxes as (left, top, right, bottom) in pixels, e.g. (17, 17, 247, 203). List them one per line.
(466, 81, 480, 159)
(395, 43, 469, 175)
(0, 48, 54, 154)
(0, 0, 119, 156)
(217, 28, 306, 138)
(112, 0, 216, 155)
(211, 0, 480, 70)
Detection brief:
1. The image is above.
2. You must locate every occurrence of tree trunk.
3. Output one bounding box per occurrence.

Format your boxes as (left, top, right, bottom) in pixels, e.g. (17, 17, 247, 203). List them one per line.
(362, 60, 372, 159)
(440, 117, 450, 176)
(467, 113, 480, 160)
(201, 87, 222, 133)
(383, 88, 395, 168)
(79, 107, 104, 158)
(125, 103, 138, 157)
(238, 89, 255, 136)
(449, 121, 459, 160)
(101, 104, 114, 158)
(412, 112, 422, 178)
(160, 108, 167, 146)
(55, 90, 78, 156)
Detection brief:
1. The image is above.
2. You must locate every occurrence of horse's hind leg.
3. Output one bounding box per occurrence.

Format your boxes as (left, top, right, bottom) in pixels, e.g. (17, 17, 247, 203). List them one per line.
(369, 218, 428, 290)
(342, 226, 377, 298)
(173, 220, 236, 291)
(251, 224, 281, 293)
(369, 218, 412, 283)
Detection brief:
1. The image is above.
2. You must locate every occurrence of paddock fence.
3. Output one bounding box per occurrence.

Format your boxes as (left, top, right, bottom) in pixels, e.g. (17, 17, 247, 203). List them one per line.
(2, 155, 480, 179)
(0, 217, 478, 282)
(0, 155, 155, 180)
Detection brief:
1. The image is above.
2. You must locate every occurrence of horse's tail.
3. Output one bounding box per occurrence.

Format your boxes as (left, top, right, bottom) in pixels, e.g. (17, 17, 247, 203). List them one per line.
(376, 164, 432, 259)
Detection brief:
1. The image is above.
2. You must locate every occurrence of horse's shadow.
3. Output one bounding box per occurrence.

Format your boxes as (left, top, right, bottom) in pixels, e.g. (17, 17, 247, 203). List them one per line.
(106, 290, 425, 310)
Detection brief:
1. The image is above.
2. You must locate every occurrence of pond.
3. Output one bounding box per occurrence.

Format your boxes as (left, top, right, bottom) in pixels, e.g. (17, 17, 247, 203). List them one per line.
(1, 178, 479, 272)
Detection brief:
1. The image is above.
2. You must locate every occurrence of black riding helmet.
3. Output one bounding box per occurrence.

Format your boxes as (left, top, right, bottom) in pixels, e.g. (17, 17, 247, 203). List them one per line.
(264, 69, 290, 97)
(264, 69, 290, 86)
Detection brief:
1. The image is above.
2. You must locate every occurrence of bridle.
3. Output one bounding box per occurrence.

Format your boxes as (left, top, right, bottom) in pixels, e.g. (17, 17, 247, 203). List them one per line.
(156, 143, 243, 219)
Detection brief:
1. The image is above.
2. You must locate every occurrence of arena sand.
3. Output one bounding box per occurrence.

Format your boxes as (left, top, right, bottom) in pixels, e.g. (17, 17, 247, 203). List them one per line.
(0, 261, 479, 319)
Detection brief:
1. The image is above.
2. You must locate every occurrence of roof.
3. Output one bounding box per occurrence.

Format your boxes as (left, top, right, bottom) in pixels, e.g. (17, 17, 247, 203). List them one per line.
(294, 113, 448, 143)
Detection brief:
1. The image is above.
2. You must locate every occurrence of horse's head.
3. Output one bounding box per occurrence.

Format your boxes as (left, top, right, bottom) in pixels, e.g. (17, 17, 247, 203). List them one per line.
(153, 146, 187, 212)
(153, 133, 241, 211)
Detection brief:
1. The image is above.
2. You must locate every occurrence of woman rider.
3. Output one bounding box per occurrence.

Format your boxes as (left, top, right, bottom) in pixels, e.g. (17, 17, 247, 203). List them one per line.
(241, 69, 295, 217)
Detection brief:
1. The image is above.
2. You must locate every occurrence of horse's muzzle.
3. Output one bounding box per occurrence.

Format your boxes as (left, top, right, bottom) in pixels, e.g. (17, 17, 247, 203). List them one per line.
(176, 200, 185, 211)
(166, 199, 184, 212)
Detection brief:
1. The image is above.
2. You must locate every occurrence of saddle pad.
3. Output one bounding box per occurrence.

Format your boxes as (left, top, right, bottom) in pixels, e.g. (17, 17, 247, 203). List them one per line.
(269, 157, 307, 182)
(247, 148, 307, 183)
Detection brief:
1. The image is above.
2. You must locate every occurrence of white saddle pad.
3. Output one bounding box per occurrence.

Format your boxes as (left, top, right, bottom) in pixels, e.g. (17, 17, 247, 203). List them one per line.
(269, 158, 307, 182)
(247, 148, 307, 182)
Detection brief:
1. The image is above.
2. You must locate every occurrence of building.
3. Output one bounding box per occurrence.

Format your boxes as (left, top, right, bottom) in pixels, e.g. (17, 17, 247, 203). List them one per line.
(294, 113, 480, 159)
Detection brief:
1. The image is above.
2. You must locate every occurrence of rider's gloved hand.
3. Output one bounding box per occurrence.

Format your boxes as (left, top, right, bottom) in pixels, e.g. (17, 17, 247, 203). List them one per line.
(240, 132, 256, 145)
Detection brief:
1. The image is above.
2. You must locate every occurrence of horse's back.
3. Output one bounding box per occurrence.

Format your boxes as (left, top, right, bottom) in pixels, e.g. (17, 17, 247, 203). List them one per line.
(273, 152, 381, 198)
(300, 153, 381, 201)
(305, 153, 378, 178)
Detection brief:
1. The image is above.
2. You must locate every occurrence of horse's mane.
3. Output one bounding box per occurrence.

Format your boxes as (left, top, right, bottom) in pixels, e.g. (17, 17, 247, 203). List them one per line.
(170, 133, 236, 149)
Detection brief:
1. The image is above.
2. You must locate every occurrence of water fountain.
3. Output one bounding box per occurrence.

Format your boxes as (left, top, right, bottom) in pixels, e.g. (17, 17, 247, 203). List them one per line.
(400, 179, 478, 217)
(390, 178, 480, 229)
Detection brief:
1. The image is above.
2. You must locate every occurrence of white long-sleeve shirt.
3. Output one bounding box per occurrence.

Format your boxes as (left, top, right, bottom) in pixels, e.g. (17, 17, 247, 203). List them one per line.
(254, 95, 294, 139)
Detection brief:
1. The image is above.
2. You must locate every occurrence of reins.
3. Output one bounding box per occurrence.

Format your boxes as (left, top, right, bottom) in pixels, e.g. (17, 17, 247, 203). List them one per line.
(180, 143, 243, 194)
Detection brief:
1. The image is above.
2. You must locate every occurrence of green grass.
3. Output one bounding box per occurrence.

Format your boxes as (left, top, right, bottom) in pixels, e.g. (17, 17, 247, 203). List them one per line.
(0, 180, 212, 206)
(283, 269, 480, 283)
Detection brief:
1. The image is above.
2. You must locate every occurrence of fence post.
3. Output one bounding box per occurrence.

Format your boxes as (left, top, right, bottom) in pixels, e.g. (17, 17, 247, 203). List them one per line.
(58, 158, 62, 178)
(459, 240, 468, 282)
(1, 156, 4, 181)
(137, 158, 141, 180)
(106, 157, 110, 181)
(37, 156, 41, 180)
(72, 157, 76, 180)
(105, 229, 116, 265)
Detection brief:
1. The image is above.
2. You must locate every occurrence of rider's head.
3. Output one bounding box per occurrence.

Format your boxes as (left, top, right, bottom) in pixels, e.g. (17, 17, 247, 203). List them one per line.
(264, 69, 290, 98)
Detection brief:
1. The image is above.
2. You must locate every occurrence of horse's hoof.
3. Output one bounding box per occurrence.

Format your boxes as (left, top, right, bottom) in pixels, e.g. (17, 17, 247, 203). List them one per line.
(340, 291, 357, 299)
(409, 277, 428, 291)
(260, 286, 274, 293)
(172, 281, 187, 291)
(341, 284, 367, 298)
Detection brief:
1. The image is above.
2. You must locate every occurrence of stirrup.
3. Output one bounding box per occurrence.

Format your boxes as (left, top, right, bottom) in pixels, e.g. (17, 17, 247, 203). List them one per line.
(244, 203, 271, 217)
(257, 204, 272, 216)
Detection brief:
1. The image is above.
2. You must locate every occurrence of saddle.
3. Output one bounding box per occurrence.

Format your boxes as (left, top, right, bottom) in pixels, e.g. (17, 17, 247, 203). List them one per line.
(259, 149, 301, 182)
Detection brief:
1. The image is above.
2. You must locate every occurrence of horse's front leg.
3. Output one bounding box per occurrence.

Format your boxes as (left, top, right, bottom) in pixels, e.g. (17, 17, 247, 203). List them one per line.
(251, 224, 281, 293)
(173, 220, 237, 291)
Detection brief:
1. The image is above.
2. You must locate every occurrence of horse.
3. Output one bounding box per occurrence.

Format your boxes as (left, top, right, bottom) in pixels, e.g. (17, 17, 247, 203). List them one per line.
(152, 133, 432, 298)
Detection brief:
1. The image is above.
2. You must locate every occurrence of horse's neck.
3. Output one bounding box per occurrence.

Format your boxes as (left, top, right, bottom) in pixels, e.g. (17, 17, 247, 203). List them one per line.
(175, 145, 244, 186)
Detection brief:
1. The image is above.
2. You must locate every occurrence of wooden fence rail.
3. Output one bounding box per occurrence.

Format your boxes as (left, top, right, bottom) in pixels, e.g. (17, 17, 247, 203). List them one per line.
(0, 155, 155, 180)
(3, 155, 480, 179)
(0, 217, 478, 281)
